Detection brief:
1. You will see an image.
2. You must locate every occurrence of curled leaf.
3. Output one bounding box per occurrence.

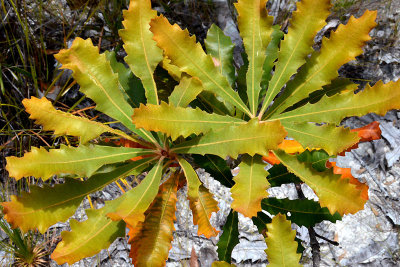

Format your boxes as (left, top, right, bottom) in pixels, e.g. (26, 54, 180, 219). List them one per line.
(129, 173, 178, 267)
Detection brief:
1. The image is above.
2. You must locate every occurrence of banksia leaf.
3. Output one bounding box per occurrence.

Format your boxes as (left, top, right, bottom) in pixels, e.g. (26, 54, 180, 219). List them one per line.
(282, 121, 359, 155)
(1, 159, 153, 233)
(235, 0, 273, 115)
(252, 211, 272, 233)
(289, 77, 359, 110)
(132, 102, 245, 140)
(273, 79, 400, 123)
(6, 145, 153, 181)
(264, 214, 302, 267)
(261, 198, 341, 228)
(353, 121, 381, 142)
(51, 200, 126, 265)
(192, 154, 234, 188)
(106, 51, 146, 108)
(190, 185, 219, 238)
(150, 15, 252, 117)
(23, 97, 133, 144)
(177, 157, 201, 201)
(274, 150, 367, 215)
(327, 162, 369, 200)
(197, 91, 235, 116)
(259, 0, 331, 117)
(297, 149, 330, 172)
(168, 76, 203, 108)
(171, 119, 286, 158)
(205, 24, 235, 86)
(107, 158, 164, 227)
(55, 38, 134, 132)
(129, 172, 178, 267)
(340, 121, 382, 155)
(217, 210, 239, 263)
(260, 25, 283, 93)
(120, 0, 163, 105)
(52, 192, 127, 264)
(268, 10, 378, 116)
(231, 155, 269, 217)
(266, 164, 302, 187)
(161, 56, 183, 80)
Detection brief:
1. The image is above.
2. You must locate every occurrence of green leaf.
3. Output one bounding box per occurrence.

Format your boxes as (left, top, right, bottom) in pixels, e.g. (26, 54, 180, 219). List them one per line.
(168, 76, 203, 107)
(285, 78, 359, 111)
(267, 164, 302, 187)
(177, 156, 201, 201)
(107, 158, 164, 227)
(192, 154, 234, 188)
(236, 52, 249, 106)
(259, 0, 331, 117)
(150, 15, 252, 117)
(260, 25, 284, 94)
(51, 199, 125, 265)
(129, 172, 178, 267)
(231, 155, 269, 217)
(217, 210, 239, 263)
(171, 119, 286, 158)
(297, 149, 330, 172)
(197, 91, 234, 116)
(22, 97, 134, 144)
(266, 11, 377, 116)
(6, 145, 154, 181)
(272, 79, 400, 124)
(264, 213, 302, 267)
(205, 24, 236, 86)
(235, 0, 273, 115)
(1, 158, 154, 233)
(282, 121, 359, 155)
(119, 0, 163, 105)
(261, 198, 341, 228)
(252, 211, 272, 232)
(274, 150, 367, 215)
(54, 38, 134, 132)
(132, 102, 245, 140)
(105, 51, 146, 108)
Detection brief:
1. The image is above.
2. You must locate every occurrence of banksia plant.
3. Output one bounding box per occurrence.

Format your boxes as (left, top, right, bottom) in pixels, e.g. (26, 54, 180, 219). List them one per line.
(2, 0, 399, 265)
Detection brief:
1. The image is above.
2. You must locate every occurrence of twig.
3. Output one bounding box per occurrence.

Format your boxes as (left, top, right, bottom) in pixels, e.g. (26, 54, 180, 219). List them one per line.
(314, 232, 339, 246)
(308, 227, 321, 267)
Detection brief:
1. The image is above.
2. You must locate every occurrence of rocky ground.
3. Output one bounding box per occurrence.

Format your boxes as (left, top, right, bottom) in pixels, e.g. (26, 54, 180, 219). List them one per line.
(2, 0, 400, 266)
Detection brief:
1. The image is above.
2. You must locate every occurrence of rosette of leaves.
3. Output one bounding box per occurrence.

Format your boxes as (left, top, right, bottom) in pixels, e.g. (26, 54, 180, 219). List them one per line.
(2, 0, 400, 265)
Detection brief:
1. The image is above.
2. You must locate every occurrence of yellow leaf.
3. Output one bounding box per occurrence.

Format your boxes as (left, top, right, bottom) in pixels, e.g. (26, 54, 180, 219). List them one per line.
(107, 159, 163, 227)
(120, 0, 163, 104)
(235, 0, 273, 115)
(265, 214, 302, 267)
(259, 0, 331, 117)
(129, 172, 178, 267)
(189, 185, 219, 238)
(23, 97, 132, 143)
(150, 15, 252, 117)
(177, 157, 201, 201)
(274, 150, 367, 215)
(268, 10, 378, 116)
(6, 145, 153, 181)
(231, 155, 269, 217)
